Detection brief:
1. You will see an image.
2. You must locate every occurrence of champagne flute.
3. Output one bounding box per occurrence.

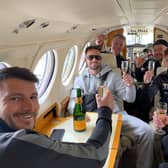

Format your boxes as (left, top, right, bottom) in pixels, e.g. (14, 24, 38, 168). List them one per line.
(97, 85, 107, 98)
(155, 102, 167, 135)
(148, 60, 155, 72)
(146, 60, 155, 83)
(121, 60, 129, 75)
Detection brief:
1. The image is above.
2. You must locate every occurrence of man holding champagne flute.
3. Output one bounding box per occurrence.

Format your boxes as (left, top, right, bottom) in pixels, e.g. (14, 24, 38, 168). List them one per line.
(68, 45, 154, 168)
(139, 48, 168, 114)
(135, 39, 168, 82)
(138, 48, 168, 167)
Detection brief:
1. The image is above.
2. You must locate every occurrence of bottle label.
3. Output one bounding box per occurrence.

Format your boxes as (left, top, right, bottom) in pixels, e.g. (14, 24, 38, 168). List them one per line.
(75, 97, 82, 104)
(74, 120, 86, 131)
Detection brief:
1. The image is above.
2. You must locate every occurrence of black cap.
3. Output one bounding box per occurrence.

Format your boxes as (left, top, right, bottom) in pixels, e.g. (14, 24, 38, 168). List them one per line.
(143, 48, 149, 53)
(153, 39, 168, 47)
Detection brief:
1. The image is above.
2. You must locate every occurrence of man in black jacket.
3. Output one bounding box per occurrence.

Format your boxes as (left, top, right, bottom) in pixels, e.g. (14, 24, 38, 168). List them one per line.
(131, 39, 168, 122)
(140, 48, 168, 168)
(0, 66, 114, 168)
(138, 47, 168, 121)
(135, 39, 168, 82)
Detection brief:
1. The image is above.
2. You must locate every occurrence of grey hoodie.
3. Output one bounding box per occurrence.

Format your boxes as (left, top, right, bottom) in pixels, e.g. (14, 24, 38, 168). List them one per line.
(68, 64, 136, 113)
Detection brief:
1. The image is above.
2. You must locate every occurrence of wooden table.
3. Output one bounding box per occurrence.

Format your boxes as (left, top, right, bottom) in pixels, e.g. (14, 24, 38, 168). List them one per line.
(49, 113, 122, 168)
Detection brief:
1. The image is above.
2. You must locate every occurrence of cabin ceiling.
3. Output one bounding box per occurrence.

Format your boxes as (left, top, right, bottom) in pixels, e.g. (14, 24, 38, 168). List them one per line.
(0, 0, 168, 46)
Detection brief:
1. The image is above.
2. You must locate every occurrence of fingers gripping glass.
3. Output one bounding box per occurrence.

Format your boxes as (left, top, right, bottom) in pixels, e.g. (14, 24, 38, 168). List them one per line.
(86, 55, 102, 61)
(155, 102, 167, 135)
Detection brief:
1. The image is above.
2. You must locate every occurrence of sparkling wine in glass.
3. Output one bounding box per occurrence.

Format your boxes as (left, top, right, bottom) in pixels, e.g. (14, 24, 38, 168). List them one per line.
(155, 102, 167, 135)
(97, 85, 107, 98)
(121, 60, 129, 74)
(148, 60, 155, 72)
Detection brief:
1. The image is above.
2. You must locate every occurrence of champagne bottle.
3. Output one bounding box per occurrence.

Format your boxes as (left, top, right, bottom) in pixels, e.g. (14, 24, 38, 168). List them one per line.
(73, 88, 86, 132)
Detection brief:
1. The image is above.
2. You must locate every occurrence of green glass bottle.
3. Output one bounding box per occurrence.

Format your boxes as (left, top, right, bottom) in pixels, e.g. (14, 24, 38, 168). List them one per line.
(73, 88, 86, 132)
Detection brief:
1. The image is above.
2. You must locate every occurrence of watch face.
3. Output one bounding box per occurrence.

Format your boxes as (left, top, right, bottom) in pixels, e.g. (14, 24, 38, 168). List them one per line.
(163, 83, 168, 90)
(141, 67, 145, 71)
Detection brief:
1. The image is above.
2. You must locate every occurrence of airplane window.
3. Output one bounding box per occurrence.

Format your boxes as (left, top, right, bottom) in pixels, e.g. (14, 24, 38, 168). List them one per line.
(0, 62, 10, 69)
(124, 26, 153, 59)
(78, 42, 91, 74)
(34, 50, 56, 98)
(124, 26, 153, 45)
(61, 45, 78, 86)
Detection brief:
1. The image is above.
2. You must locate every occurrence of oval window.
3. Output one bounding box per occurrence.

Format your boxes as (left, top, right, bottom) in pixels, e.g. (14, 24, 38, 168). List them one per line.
(78, 42, 91, 74)
(61, 45, 78, 86)
(34, 50, 57, 98)
(0, 62, 10, 69)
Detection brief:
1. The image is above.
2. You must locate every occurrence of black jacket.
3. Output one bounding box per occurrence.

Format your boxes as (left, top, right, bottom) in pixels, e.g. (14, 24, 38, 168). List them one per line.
(135, 58, 161, 82)
(116, 54, 126, 68)
(0, 107, 112, 168)
(139, 70, 168, 105)
(139, 70, 168, 165)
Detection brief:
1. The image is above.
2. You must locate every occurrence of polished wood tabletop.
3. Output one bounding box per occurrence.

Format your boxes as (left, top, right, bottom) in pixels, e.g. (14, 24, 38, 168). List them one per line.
(48, 112, 122, 168)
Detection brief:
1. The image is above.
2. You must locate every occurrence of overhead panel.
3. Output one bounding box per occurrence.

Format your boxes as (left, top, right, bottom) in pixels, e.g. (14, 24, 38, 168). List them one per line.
(133, 0, 168, 25)
(0, 0, 131, 45)
(0, 0, 167, 45)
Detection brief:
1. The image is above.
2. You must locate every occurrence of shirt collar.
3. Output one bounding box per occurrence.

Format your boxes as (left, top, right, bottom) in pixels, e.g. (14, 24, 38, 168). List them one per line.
(0, 118, 16, 132)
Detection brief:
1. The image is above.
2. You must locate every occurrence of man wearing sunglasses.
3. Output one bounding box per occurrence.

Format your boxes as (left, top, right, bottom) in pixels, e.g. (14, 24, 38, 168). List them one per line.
(86, 55, 102, 61)
(0, 67, 114, 168)
(68, 45, 154, 168)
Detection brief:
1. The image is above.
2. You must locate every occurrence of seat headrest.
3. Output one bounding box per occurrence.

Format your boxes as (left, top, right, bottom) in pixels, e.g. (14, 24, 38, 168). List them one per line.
(101, 53, 117, 68)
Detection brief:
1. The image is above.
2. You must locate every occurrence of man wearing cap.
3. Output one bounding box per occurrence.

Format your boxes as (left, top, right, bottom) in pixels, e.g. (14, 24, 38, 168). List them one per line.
(143, 43, 153, 60)
(135, 39, 168, 82)
(135, 39, 168, 122)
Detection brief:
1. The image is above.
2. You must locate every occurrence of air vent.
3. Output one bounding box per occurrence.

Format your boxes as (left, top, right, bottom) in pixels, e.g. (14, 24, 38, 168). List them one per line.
(12, 19, 36, 34)
(39, 21, 50, 29)
(12, 29, 19, 34)
(19, 19, 36, 29)
(67, 25, 78, 33)
(91, 28, 97, 31)
(72, 25, 78, 30)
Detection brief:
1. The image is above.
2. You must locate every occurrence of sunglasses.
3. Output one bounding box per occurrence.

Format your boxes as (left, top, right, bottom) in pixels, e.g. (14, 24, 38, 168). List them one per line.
(86, 55, 102, 60)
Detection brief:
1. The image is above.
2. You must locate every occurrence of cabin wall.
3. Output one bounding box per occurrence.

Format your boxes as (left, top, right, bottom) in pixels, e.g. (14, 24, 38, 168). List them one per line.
(0, 36, 90, 115)
(32, 39, 86, 114)
(0, 26, 168, 115)
(154, 27, 168, 41)
(0, 45, 39, 68)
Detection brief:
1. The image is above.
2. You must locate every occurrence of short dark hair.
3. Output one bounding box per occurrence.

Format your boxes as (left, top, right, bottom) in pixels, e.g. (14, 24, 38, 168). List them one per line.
(164, 48, 168, 56)
(0, 66, 39, 83)
(153, 39, 168, 47)
(143, 48, 152, 53)
(143, 48, 148, 53)
(85, 45, 101, 54)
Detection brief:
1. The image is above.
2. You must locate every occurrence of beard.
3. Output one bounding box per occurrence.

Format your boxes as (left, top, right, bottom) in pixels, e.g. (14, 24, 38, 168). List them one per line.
(89, 64, 101, 71)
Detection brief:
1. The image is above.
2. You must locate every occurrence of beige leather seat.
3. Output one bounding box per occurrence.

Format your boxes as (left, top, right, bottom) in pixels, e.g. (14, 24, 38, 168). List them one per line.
(101, 52, 117, 68)
(101, 52, 123, 110)
(101, 52, 121, 76)
(156, 66, 167, 75)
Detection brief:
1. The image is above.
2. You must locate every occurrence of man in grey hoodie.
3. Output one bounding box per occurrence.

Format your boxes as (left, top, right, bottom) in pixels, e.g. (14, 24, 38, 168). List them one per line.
(68, 46, 154, 168)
